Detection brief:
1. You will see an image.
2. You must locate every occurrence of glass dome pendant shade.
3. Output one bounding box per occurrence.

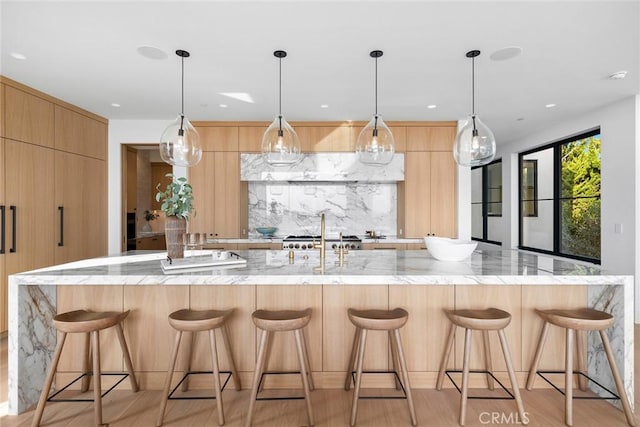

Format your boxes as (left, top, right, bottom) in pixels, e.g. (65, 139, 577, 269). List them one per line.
(159, 49, 202, 167)
(356, 50, 395, 166)
(262, 50, 301, 166)
(453, 50, 496, 167)
(356, 114, 395, 166)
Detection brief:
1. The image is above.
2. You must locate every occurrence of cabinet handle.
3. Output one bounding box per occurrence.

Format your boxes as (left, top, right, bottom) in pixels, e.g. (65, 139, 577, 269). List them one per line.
(9, 205, 16, 253)
(58, 206, 64, 247)
(0, 205, 5, 254)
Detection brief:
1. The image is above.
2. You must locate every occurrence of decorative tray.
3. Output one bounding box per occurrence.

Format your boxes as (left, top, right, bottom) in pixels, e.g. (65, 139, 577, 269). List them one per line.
(160, 252, 247, 272)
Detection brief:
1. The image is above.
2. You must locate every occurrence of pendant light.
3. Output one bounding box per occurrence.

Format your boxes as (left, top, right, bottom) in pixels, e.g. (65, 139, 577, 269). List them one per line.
(356, 50, 395, 166)
(261, 50, 301, 166)
(453, 50, 496, 167)
(160, 49, 202, 167)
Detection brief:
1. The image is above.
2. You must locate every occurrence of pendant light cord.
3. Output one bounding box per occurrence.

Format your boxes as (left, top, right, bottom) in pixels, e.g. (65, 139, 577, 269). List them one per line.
(375, 55, 378, 116)
(471, 55, 475, 116)
(179, 53, 185, 133)
(278, 55, 283, 134)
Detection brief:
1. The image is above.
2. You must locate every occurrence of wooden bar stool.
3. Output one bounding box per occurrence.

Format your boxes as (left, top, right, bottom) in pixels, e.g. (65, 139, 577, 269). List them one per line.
(157, 308, 241, 426)
(436, 308, 527, 426)
(246, 308, 314, 427)
(526, 308, 635, 426)
(344, 308, 417, 427)
(31, 310, 139, 427)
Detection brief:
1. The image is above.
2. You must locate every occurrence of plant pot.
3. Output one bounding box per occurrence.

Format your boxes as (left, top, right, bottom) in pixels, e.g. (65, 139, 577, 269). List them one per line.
(165, 216, 186, 259)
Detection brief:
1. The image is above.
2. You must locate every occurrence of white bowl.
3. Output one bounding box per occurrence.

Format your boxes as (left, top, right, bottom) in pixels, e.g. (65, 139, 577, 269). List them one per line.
(424, 236, 477, 261)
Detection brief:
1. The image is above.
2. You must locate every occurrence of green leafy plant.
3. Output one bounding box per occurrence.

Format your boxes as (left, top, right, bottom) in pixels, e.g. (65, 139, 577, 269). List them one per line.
(144, 210, 159, 222)
(155, 173, 194, 220)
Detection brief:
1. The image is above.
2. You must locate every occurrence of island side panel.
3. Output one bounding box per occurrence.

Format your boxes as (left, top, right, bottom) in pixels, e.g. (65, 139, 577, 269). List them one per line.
(521, 285, 588, 387)
(323, 285, 389, 388)
(454, 286, 523, 386)
(123, 286, 190, 389)
(9, 282, 56, 414)
(188, 285, 256, 389)
(256, 285, 322, 388)
(588, 282, 634, 407)
(55, 285, 124, 387)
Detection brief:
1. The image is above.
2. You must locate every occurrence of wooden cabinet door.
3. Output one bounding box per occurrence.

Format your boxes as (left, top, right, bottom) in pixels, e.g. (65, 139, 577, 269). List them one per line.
(238, 126, 264, 152)
(430, 151, 457, 237)
(403, 152, 431, 237)
(4, 140, 55, 275)
(0, 139, 5, 332)
(3, 85, 54, 148)
(54, 105, 107, 160)
(197, 126, 239, 151)
(55, 151, 106, 264)
(213, 151, 240, 237)
(188, 152, 215, 233)
(150, 162, 172, 211)
(297, 126, 351, 152)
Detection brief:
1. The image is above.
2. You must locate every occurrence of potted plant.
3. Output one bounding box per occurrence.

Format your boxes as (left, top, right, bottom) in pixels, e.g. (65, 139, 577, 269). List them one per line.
(156, 173, 194, 259)
(142, 210, 159, 233)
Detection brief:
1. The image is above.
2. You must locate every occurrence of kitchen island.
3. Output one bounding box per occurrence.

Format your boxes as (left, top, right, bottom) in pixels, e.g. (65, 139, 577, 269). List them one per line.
(7, 249, 633, 415)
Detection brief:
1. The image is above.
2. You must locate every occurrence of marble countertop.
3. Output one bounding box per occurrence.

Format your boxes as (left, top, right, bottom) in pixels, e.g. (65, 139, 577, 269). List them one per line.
(10, 249, 631, 286)
(212, 236, 423, 244)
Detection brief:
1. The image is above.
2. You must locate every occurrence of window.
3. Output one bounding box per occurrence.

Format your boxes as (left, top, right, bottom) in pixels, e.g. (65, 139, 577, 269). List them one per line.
(471, 159, 502, 244)
(519, 129, 600, 263)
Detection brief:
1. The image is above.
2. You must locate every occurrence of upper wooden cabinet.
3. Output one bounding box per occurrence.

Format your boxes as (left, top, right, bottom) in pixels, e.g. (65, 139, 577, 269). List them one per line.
(238, 127, 264, 152)
(297, 126, 352, 152)
(2, 85, 55, 148)
(54, 105, 107, 160)
(406, 126, 456, 151)
(351, 126, 407, 153)
(196, 126, 239, 151)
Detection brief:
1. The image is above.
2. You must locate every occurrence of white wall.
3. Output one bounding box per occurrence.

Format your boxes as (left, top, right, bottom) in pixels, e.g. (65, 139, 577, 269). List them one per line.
(495, 95, 638, 318)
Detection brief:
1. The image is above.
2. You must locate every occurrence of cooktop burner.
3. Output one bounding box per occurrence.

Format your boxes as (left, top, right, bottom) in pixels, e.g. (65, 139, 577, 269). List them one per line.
(282, 235, 362, 250)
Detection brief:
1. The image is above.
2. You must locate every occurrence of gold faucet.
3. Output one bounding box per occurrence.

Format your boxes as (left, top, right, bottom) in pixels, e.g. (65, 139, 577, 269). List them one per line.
(313, 213, 326, 264)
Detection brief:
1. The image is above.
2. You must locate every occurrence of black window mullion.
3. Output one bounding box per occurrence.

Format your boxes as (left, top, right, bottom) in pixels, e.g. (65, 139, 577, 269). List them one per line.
(553, 144, 561, 254)
(518, 153, 523, 248)
(482, 166, 489, 241)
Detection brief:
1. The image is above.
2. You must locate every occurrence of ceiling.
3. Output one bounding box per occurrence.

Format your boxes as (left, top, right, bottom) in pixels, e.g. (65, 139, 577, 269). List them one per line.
(1, 1, 638, 144)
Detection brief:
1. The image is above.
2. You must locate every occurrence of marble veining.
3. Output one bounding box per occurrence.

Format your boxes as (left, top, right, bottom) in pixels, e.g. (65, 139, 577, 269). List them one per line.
(8, 249, 634, 415)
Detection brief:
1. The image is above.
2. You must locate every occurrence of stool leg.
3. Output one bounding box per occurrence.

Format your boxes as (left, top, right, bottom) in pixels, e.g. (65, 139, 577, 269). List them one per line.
(526, 321, 550, 390)
(394, 329, 417, 426)
(81, 332, 91, 392)
(599, 330, 636, 426)
(389, 330, 402, 390)
(221, 324, 242, 391)
(181, 331, 195, 392)
(497, 329, 528, 425)
(295, 329, 315, 426)
(246, 329, 269, 427)
(91, 330, 106, 427)
(209, 329, 225, 426)
(257, 330, 274, 393)
(350, 328, 368, 427)
(460, 328, 472, 426)
(565, 328, 574, 426)
(482, 330, 495, 391)
(115, 322, 139, 392)
(344, 327, 362, 391)
(576, 330, 587, 391)
(31, 332, 67, 427)
(300, 328, 315, 391)
(157, 330, 183, 427)
(436, 322, 456, 390)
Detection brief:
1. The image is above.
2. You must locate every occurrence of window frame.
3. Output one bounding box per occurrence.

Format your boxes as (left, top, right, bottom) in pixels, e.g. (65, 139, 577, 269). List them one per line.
(471, 158, 502, 245)
(518, 128, 601, 264)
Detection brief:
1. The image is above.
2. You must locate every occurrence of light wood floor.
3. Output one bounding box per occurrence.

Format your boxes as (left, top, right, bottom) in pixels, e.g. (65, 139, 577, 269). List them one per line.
(1, 329, 638, 426)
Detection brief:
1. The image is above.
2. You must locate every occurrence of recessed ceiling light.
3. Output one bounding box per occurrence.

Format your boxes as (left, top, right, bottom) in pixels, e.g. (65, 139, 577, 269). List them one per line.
(608, 70, 628, 80)
(427, 104, 437, 109)
(219, 92, 254, 103)
(320, 104, 329, 109)
(490, 46, 522, 61)
(111, 103, 121, 108)
(545, 103, 556, 108)
(10, 52, 27, 60)
(219, 104, 228, 108)
(516, 117, 525, 121)
(136, 46, 168, 60)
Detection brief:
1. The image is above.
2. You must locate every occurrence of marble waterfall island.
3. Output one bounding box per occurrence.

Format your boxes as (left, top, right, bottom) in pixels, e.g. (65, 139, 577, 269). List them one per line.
(8, 249, 634, 418)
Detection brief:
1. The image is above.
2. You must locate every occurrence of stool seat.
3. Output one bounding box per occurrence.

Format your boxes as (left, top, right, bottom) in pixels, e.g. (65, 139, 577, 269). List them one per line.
(347, 308, 408, 330)
(252, 308, 312, 331)
(535, 308, 613, 331)
(168, 309, 233, 332)
(53, 310, 129, 333)
(445, 307, 511, 330)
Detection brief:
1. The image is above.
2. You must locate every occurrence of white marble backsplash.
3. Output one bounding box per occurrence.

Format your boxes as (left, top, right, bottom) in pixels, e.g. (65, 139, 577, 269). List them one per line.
(248, 182, 397, 236)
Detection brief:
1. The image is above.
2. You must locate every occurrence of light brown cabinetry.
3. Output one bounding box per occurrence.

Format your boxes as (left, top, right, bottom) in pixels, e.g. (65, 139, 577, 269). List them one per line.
(189, 151, 241, 237)
(150, 162, 172, 211)
(361, 242, 407, 250)
(399, 125, 457, 238)
(0, 139, 5, 332)
(54, 151, 107, 264)
(3, 85, 54, 148)
(54, 105, 107, 160)
(136, 235, 166, 250)
(236, 242, 281, 250)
